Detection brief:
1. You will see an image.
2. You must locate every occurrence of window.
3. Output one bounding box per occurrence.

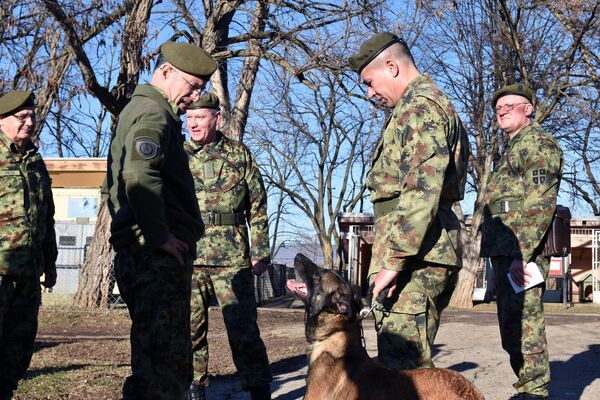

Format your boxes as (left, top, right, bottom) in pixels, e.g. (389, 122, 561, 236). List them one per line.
(59, 236, 77, 247)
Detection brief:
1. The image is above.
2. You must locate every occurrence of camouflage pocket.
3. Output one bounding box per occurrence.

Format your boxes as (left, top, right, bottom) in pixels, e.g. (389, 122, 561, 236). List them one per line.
(390, 290, 428, 315)
(0, 170, 31, 250)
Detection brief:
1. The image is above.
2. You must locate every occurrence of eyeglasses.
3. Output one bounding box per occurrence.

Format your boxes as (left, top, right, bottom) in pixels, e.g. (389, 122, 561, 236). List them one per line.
(172, 69, 205, 96)
(11, 113, 35, 123)
(495, 102, 529, 113)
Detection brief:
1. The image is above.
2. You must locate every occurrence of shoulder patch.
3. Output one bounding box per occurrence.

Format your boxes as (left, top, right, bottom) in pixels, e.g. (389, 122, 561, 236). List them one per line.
(134, 136, 160, 160)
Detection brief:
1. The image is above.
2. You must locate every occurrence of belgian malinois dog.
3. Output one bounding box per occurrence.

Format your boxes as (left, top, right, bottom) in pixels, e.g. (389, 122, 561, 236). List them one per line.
(286, 253, 485, 400)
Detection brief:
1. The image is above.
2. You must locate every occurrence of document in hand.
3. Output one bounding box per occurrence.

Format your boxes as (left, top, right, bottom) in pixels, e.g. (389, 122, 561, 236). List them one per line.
(507, 262, 545, 294)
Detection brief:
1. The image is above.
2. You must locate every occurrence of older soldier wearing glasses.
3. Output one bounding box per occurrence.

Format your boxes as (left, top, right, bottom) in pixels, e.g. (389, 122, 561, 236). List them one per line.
(0, 91, 57, 399)
(481, 84, 562, 400)
(107, 40, 217, 400)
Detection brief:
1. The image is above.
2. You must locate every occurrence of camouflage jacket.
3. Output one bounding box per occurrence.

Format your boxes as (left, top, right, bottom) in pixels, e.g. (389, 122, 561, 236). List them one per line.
(367, 74, 468, 273)
(480, 123, 562, 261)
(186, 132, 270, 267)
(107, 84, 203, 253)
(0, 131, 57, 276)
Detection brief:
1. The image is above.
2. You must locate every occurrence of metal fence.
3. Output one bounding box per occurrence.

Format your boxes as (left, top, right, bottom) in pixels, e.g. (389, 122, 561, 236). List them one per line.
(52, 221, 95, 295)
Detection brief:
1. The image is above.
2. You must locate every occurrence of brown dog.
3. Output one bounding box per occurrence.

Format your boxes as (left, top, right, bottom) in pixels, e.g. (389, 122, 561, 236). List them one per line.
(286, 253, 485, 400)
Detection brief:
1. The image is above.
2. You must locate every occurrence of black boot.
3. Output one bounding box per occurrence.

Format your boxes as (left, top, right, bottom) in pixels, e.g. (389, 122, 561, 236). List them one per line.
(509, 394, 547, 400)
(248, 384, 271, 400)
(184, 384, 206, 400)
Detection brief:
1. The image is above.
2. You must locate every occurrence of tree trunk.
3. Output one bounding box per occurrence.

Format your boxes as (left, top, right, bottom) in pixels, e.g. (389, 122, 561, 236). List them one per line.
(72, 195, 115, 308)
(449, 230, 482, 309)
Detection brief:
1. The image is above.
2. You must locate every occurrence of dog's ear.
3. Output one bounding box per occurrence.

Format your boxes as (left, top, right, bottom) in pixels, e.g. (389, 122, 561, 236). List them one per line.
(329, 290, 355, 319)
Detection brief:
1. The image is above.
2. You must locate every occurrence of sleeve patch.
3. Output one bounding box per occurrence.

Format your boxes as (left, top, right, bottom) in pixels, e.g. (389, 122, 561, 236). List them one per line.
(532, 168, 546, 184)
(134, 136, 160, 160)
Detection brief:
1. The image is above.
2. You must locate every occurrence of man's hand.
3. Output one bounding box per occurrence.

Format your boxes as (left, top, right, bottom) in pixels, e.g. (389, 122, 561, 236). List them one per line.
(41, 268, 57, 288)
(159, 234, 189, 266)
(508, 258, 532, 287)
(251, 260, 270, 276)
(371, 268, 399, 304)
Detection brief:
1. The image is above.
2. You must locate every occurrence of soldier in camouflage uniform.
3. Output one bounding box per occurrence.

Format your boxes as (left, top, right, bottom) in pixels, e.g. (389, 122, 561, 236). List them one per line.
(348, 32, 468, 370)
(107, 41, 216, 400)
(480, 84, 562, 400)
(0, 91, 57, 399)
(183, 93, 272, 400)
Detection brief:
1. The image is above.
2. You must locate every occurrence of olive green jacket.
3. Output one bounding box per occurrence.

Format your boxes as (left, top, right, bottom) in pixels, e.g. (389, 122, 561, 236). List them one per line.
(0, 131, 57, 276)
(107, 84, 203, 252)
(367, 74, 468, 273)
(480, 123, 563, 261)
(186, 132, 270, 267)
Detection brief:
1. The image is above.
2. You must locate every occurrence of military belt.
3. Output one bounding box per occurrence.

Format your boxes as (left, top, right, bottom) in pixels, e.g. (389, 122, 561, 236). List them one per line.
(489, 199, 524, 214)
(202, 211, 245, 226)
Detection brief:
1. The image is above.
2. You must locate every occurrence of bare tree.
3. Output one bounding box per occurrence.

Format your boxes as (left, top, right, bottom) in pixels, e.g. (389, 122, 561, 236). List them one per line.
(248, 68, 377, 268)
(38, 0, 155, 307)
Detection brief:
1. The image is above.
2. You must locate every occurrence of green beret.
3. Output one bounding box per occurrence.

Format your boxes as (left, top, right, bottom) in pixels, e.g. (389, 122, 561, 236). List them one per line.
(160, 41, 217, 78)
(0, 90, 35, 116)
(492, 83, 535, 107)
(348, 32, 404, 73)
(188, 92, 220, 110)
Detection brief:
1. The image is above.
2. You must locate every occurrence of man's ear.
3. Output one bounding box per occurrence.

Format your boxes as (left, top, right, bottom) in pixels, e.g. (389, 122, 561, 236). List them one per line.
(384, 58, 399, 78)
(159, 63, 173, 79)
(524, 102, 534, 117)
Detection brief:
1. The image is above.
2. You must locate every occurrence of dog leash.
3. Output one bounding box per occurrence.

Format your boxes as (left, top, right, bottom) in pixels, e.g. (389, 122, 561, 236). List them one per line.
(358, 287, 390, 347)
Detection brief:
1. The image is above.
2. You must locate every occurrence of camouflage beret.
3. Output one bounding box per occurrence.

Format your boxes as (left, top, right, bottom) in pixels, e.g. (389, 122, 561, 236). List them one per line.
(0, 90, 35, 116)
(348, 32, 404, 73)
(160, 41, 217, 78)
(492, 83, 535, 107)
(188, 92, 220, 110)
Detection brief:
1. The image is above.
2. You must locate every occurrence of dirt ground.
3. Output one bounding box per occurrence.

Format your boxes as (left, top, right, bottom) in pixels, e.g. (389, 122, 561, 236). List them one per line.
(15, 300, 600, 399)
(17, 305, 308, 399)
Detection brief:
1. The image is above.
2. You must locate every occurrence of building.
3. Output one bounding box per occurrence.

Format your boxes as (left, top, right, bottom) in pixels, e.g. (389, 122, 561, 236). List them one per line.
(45, 158, 105, 294)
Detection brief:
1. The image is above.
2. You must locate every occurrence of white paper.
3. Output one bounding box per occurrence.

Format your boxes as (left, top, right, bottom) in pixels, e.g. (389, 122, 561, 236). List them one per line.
(507, 262, 544, 294)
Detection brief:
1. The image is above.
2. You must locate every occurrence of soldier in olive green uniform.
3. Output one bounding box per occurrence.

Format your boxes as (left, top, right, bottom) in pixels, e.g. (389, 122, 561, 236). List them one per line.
(107, 41, 216, 400)
(480, 84, 562, 400)
(183, 93, 272, 400)
(348, 33, 468, 370)
(0, 91, 57, 399)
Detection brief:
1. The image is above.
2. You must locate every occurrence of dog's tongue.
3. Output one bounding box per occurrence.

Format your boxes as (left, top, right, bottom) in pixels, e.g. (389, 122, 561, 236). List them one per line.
(286, 279, 308, 300)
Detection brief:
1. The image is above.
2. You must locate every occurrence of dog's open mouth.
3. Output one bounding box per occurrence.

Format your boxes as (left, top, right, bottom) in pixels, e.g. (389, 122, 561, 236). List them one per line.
(286, 279, 308, 301)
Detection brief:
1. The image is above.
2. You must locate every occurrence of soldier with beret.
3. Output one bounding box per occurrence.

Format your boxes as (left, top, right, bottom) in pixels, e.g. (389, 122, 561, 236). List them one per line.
(183, 93, 272, 400)
(480, 84, 562, 399)
(107, 40, 217, 399)
(348, 32, 468, 370)
(0, 91, 57, 399)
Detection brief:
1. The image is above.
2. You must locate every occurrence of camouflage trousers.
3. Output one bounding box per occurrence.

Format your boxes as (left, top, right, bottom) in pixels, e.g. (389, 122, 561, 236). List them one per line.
(190, 266, 272, 389)
(371, 262, 457, 370)
(492, 255, 550, 397)
(0, 274, 40, 398)
(114, 244, 193, 400)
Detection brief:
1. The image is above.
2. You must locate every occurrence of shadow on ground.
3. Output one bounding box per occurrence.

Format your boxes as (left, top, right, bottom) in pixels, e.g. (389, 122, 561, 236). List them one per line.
(549, 344, 600, 399)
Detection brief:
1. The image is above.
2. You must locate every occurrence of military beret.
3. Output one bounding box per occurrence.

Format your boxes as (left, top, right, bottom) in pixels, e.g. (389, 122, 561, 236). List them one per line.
(492, 83, 535, 107)
(188, 92, 220, 110)
(348, 32, 404, 73)
(0, 90, 35, 116)
(159, 41, 217, 78)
